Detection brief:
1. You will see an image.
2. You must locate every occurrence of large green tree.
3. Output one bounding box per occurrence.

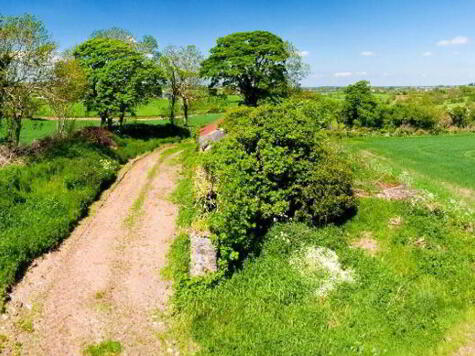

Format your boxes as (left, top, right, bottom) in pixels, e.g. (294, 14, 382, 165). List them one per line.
(341, 81, 381, 127)
(74, 37, 164, 127)
(0, 14, 56, 145)
(200, 31, 291, 106)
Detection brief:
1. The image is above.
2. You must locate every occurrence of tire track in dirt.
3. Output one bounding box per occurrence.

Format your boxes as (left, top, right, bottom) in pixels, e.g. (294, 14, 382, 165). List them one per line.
(0, 146, 181, 355)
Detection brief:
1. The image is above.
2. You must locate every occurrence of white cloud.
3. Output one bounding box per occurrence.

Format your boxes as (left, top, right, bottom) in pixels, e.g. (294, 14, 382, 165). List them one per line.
(298, 50, 310, 57)
(437, 36, 469, 46)
(356, 71, 368, 76)
(360, 51, 375, 56)
(422, 51, 433, 57)
(334, 72, 353, 77)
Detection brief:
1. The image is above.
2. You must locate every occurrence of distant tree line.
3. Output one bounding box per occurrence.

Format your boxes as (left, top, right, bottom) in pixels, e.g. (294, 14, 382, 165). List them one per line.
(337, 81, 475, 131)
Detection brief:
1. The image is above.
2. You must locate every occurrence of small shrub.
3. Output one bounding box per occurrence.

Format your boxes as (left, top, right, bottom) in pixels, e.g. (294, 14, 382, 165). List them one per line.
(83, 340, 122, 356)
(448, 105, 470, 128)
(203, 102, 356, 269)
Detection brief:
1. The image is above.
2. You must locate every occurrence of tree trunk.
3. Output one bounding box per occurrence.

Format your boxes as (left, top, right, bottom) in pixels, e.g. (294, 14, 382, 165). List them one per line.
(107, 117, 113, 130)
(58, 117, 66, 136)
(169, 95, 176, 125)
(244, 91, 258, 107)
(119, 109, 125, 128)
(9, 115, 22, 146)
(100, 113, 107, 127)
(183, 98, 189, 126)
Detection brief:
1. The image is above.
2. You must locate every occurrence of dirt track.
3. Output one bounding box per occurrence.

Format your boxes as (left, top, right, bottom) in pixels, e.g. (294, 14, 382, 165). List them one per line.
(0, 146, 181, 355)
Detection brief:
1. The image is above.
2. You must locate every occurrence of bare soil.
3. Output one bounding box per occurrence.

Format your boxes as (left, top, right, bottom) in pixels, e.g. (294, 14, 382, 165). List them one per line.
(351, 232, 380, 256)
(0, 146, 181, 355)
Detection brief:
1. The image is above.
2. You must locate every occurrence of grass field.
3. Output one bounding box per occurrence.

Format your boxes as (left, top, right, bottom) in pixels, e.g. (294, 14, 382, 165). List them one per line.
(163, 135, 475, 356)
(0, 114, 221, 145)
(34, 95, 241, 118)
(347, 134, 475, 210)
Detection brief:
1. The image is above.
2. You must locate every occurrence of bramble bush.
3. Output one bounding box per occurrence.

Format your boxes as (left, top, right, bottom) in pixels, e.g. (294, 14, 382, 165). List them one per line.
(202, 102, 356, 269)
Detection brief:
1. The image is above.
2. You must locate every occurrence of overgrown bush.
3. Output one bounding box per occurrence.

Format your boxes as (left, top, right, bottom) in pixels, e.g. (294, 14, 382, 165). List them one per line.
(381, 102, 439, 129)
(448, 105, 471, 128)
(202, 103, 356, 269)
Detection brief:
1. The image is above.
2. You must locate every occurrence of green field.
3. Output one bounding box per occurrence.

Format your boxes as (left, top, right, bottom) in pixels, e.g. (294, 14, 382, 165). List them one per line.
(347, 134, 475, 209)
(0, 114, 221, 145)
(34, 95, 241, 118)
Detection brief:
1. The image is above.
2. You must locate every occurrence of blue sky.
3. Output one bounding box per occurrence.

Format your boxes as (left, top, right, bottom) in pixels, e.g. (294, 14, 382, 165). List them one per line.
(2, 0, 475, 86)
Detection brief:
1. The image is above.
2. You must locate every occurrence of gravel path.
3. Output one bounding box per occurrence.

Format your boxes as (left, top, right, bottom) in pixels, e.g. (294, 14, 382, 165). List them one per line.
(0, 146, 181, 355)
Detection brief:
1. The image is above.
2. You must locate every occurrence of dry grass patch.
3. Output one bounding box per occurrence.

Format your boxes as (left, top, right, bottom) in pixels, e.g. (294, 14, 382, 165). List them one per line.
(351, 232, 381, 256)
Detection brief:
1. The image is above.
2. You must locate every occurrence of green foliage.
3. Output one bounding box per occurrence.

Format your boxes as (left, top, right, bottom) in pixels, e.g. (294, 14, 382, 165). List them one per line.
(203, 102, 356, 268)
(46, 58, 88, 134)
(448, 105, 471, 128)
(0, 114, 220, 145)
(0, 13, 56, 145)
(160, 45, 203, 124)
(168, 142, 475, 355)
(381, 102, 440, 129)
(341, 81, 381, 128)
(200, 31, 290, 106)
(73, 37, 164, 125)
(179, 195, 474, 355)
(90, 27, 159, 58)
(0, 140, 118, 300)
(83, 340, 122, 355)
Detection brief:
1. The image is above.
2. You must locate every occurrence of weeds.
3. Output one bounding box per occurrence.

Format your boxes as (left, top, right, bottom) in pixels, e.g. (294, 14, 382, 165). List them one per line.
(83, 340, 122, 356)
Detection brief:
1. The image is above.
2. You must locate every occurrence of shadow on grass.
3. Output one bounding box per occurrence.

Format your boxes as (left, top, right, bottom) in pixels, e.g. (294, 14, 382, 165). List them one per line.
(118, 123, 190, 141)
(30, 118, 49, 121)
(227, 205, 358, 276)
(25, 123, 190, 162)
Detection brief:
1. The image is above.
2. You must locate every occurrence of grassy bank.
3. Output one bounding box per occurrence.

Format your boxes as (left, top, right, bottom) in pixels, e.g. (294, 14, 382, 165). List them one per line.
(164, 138, 475, 355)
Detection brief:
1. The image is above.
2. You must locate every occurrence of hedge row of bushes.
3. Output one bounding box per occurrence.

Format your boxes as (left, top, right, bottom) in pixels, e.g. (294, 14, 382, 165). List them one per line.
(296, 82, 475, 131)
(201, 102, 357, 270)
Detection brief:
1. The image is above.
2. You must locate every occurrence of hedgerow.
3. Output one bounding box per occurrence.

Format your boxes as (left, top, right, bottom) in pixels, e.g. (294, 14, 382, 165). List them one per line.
(202, 102, 357, 269)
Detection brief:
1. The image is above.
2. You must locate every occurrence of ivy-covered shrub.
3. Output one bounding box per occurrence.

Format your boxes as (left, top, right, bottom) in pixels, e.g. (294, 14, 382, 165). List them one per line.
(203, 102, 356, 269)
